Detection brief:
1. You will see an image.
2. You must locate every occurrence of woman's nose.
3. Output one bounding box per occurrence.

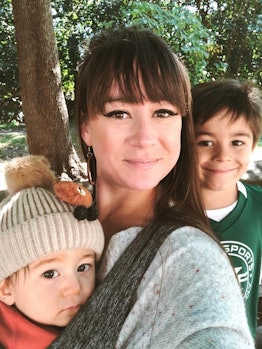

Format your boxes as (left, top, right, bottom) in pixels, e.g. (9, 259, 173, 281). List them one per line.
(131, 118, 157, 147)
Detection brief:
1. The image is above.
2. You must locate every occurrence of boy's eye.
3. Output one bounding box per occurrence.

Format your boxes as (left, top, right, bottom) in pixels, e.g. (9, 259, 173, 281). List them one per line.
(77, 263, 91, 272)
(232, 140, 244, 146)
(155, 109, 178, 118)
(43, 270, 58, 279)
(197, 140, 213, 147)
(104, 110, 128, 119)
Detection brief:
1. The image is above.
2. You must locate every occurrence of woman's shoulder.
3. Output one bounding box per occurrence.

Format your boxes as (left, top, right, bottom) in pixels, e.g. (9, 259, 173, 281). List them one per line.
(111, 225, 216, 248)
(157, 226, 228, 272)
(98, 226, 142, 279)
(98, 225, 224, 280)
(105, 225, 217, 261)
(164, 225, 223, 253)
(168, 225, 216, 242)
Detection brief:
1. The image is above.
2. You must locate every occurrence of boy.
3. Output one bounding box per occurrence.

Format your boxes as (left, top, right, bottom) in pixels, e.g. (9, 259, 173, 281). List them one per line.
(192, 79, 262, 339)
(0, 156, 104, 348)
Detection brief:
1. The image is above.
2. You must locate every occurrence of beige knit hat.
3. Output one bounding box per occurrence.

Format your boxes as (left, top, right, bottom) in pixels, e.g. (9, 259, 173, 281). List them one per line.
(0, 156, 105, 281)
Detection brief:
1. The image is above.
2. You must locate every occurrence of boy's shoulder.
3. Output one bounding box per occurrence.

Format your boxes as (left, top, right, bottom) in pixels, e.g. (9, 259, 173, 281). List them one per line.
(241, 181, 262, 201)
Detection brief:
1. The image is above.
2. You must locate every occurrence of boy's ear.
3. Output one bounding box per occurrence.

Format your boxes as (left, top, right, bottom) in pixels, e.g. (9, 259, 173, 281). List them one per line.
(0, 279, 15, 305)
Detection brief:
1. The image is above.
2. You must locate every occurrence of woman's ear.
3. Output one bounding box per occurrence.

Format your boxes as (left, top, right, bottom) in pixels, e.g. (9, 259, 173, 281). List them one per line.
(81, 120, 92, 146)
(0, 279, 15, 305)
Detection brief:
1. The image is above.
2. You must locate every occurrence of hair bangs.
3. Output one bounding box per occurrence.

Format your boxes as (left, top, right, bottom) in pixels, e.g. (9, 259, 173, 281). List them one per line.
(86, 34, 190, 117)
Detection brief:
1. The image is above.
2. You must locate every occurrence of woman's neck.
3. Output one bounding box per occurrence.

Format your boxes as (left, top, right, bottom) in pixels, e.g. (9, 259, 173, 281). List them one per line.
(96, 184, 156, 245)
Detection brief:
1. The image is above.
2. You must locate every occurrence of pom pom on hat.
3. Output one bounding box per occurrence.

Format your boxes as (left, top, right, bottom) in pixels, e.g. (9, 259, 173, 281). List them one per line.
(0, 155, 104, 282)
(4, 155, 56, 194)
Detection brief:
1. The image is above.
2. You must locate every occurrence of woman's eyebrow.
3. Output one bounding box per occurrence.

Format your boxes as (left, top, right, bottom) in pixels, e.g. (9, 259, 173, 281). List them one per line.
(105, 96, 131, 103)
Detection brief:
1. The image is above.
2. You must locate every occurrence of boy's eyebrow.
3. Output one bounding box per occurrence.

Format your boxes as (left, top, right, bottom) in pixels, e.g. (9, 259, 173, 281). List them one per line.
(195, 130, 252, 138)
(195, 130, 213, 137)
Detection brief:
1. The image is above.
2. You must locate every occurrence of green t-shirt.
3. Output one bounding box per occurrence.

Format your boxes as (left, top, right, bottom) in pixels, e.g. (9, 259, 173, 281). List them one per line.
(208, 182, 262, 338)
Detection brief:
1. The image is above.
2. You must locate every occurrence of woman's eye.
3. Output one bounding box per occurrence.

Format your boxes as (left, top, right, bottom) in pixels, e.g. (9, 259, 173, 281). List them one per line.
(77, 263, 91, 272)
(197, 140, 213, 147)
(232, 140, 244, 146)
(104, 110, 128, 119)
(155, 109, 178, 118)
(43, 270, 58, 279)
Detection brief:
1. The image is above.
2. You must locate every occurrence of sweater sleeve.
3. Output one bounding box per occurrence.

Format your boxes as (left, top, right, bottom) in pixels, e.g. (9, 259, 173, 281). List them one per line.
(108, 227, 254, 349)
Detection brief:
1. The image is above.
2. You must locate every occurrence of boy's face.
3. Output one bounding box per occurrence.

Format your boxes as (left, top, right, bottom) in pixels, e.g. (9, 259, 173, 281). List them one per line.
(195, 111, 254, 192)
(7, 248, 96, 327)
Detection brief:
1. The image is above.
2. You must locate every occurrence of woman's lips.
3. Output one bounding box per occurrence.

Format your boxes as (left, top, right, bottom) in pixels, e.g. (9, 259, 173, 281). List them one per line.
(124, 158, 160, 170)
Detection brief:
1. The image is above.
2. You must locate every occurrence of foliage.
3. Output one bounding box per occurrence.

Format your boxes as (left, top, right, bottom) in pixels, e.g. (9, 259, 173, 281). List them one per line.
(188, 0, 262, 83)
(94, 1, 210, 84)
(0, 0, 21, 122)
(1, 0, 261, 122)
(52, 0, 210, 110)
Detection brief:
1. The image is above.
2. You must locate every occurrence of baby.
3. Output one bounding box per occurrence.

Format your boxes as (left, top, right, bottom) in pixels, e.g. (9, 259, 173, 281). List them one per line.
(0, 155, 104, 348)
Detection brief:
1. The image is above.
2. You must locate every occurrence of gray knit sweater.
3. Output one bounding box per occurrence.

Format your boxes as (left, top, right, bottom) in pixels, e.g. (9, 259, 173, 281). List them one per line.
(97, 226, 254, 348)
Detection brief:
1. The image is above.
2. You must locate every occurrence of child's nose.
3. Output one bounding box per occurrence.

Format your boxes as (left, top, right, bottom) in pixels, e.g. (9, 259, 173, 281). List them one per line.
(61, 274, 82, 296)
(213, 144, 231, 162)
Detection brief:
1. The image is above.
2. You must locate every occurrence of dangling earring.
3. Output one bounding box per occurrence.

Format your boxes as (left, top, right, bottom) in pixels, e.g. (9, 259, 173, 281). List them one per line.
(87, 146, 96, 185)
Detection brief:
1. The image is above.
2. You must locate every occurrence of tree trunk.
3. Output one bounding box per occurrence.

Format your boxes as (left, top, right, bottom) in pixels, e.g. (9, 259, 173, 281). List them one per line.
(11, 0, 86, 181)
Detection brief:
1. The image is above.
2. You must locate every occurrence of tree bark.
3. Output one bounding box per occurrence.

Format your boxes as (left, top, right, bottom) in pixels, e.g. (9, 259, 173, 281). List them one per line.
(11, 0, 86, 181)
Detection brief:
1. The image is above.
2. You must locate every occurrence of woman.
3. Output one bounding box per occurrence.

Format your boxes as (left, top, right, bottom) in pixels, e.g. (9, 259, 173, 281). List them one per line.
(49, 27, 254, 348)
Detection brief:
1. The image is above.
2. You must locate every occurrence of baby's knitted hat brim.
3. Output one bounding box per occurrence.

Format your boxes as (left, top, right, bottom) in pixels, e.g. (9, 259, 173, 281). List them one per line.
(0, 187, 104, 281)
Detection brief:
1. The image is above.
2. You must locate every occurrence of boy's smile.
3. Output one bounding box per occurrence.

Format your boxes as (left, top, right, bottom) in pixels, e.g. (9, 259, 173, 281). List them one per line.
(195, 111, 254, 204)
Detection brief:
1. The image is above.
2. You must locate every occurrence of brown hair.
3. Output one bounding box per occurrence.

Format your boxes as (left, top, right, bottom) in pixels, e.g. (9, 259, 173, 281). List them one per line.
(192, 79, 262, 146)
(48, 28, 229, 347)
(76, 26, 211, 233)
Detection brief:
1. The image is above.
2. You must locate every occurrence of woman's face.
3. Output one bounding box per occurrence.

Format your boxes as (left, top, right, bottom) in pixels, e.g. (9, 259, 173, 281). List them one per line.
(82, 88, 182, 191)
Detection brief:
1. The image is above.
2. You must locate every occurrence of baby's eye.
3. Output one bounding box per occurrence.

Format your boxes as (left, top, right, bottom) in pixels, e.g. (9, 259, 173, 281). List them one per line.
(77, 263, 91, 273)
(155, 109, 178, 118)
(104, 110, 128, 119)
(197, 140, 213, 147)
(43, 270, 58, 279)
(232, 140, 244, 146)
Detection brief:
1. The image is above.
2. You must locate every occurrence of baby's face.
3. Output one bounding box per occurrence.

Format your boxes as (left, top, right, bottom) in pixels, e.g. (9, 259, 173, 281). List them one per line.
(8, 248, 96, 327)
